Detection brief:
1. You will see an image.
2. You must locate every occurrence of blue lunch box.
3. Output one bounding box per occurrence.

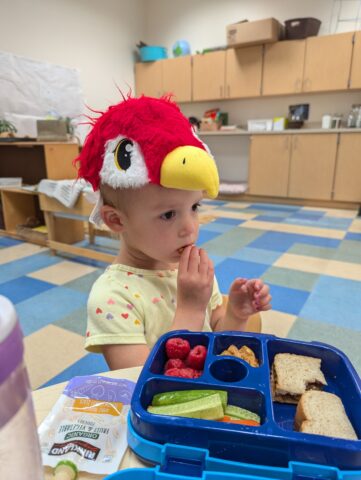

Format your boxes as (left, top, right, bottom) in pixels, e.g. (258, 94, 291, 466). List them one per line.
(106, 331, 361, 480)
(140, 46, 167, 62)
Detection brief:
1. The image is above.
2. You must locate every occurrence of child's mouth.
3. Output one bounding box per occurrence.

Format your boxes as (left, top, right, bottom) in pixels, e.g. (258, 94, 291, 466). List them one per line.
(177, 244, 193, 254)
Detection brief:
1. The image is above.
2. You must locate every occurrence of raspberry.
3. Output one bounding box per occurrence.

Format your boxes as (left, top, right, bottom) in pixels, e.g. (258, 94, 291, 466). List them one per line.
(165, 337, 191, 359)
(185, 345, 207, 370)
(192, 369, 203, 378)
(164, 368, 182, 377)
(164, 358, 185, 371)
(178, 368, 196, 378)
(164, 367, 195, 378)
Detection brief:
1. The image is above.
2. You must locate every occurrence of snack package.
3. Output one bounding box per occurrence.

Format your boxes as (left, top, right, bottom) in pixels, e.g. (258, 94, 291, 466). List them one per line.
(38, 375, 135, 475)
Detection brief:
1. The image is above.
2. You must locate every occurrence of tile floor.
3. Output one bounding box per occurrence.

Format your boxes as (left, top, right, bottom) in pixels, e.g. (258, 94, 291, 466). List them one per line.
(0, 199, 360, 390)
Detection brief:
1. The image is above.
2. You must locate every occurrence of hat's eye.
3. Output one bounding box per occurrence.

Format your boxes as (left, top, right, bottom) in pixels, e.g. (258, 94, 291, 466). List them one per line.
(114, 138, 133, 171)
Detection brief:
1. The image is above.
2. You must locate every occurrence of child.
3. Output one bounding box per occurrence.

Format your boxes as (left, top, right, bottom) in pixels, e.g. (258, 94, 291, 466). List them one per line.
(76, 95, 271, 370)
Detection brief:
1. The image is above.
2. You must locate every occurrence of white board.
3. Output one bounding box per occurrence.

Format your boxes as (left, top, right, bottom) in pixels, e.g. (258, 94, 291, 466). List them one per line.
(0, 51, 84, 118)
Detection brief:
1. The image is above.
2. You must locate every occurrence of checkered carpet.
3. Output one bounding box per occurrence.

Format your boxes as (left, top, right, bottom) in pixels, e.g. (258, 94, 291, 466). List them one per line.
(1, 199, 360, 390)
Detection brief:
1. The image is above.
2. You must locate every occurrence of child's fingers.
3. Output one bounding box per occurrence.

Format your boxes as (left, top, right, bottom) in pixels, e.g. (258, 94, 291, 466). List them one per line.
(257, 294, 272, 308)
(207, 259, 214, 282)
(178, 245, 193, 274)
(232, 277, 247, 292)
(255, 284, 270, 300)
(187, 246, 201, 273)
(198, 248, 210, 276)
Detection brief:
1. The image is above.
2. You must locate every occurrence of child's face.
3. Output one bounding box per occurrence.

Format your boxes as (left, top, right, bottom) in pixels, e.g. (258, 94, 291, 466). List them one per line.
(120, 184, 203, 267)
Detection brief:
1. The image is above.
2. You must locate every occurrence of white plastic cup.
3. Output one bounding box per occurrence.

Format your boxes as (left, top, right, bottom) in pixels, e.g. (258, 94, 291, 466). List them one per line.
(321, 114, 332, 129)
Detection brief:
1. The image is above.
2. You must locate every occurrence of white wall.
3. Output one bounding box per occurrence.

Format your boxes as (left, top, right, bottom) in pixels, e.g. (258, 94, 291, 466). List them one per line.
(0, 0, 146, 111)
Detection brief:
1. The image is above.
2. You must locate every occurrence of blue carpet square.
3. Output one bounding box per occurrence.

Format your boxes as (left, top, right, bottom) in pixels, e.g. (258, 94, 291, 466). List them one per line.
(290, 211, 325, 220)
(0, 236, 23, 247)
(346, 232, 361, 242)
(299, 275, 361, 330)
(216, 217, 246, 225)
(215, 258, 270, 293)
(255, 215, 287, 223)
(285, 217, 352, 230)
(231, 247, 283, 265)
(267, 283, 310, 315)
(196, 230, 220, 245)
(40, 353, 110, 388)
(200, 222, 237, 233)
(249, 203, 300, 212)
(248, 231, 341, 252)
(0, 252, 61, 285)
(16, 287, 89, 335)
(0, 276, 54, 304)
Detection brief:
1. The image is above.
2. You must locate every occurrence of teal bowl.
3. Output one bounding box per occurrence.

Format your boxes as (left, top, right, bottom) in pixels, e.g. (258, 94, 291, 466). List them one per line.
(140, 46, 167, 62)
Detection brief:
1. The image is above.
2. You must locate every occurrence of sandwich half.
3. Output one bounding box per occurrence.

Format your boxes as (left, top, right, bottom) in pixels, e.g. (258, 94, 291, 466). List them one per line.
(271, 353, 327, 404)
(295, 390, 358, 440)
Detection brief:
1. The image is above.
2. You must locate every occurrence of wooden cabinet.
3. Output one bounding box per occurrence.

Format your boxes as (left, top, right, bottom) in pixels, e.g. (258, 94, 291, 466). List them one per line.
(248, 135, 291, 197)
(135, 57, 192, 102)
(262, 40, 305, 95)
(288, 134, 338, 200)
(333, 133, 361, 202)
(350, 31, 361, 89)
(162, 56, 192, 102)
(193, 51, 226, 101)
(302, 32, 354, 92)
(135, 62, 163, 98)
(225, 46, 263, 98)
(0, 142, 81, 244)
(0, 142, 78, 184)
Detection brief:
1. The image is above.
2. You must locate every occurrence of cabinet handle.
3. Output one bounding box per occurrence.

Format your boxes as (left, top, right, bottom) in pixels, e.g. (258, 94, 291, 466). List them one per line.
(220, 86, 223, 97)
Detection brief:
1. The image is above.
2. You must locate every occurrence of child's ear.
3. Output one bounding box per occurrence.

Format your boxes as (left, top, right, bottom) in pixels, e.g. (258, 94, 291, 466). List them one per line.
(101, 205, 125, 232)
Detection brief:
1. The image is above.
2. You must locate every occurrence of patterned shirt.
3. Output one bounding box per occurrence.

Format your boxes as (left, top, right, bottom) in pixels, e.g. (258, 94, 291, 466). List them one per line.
(85, 264, 223, 352)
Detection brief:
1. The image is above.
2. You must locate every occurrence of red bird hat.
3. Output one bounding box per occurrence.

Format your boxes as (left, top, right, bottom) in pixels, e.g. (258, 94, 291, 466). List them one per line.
(75, 95, 219, 198)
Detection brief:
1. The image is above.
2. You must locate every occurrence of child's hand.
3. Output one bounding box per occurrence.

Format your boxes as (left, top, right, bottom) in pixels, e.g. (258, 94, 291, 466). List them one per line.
(177, 246, 214, 315)
(228, 278, 271, 320)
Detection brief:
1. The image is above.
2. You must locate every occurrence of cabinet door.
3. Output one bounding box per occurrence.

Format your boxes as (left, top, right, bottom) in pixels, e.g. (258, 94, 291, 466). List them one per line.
(349, 31, 361, 89)
(225, 46, 262, 98)
(44, 144, 79, 179)
(135, 62, 163, 97)
(262, 40, 305, 95)
(302, 33, 354, 92)
(248, 135, 291, 197)
(162, 56, 192, 102)
(288, 134, 338, 200)
(192, 51, 226, 101)
(333, 133, 361, 201)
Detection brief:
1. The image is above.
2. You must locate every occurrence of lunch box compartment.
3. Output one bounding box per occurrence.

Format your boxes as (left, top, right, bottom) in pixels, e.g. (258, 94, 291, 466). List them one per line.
(149, 332, 209, 375)
(209, 358, 248, 383)
(267, 338, 361, 437)
(213, 334, 263, 367)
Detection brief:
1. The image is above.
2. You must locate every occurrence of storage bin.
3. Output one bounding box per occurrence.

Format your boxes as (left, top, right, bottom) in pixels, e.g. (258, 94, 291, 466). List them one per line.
(284, 17, 321, 40)
(139, 46, 167, 62)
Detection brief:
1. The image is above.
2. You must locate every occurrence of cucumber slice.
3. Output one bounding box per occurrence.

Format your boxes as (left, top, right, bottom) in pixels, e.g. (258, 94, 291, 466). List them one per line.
(225, 405, 261, 423)
(54, 460, 78, 480)
(152, 390, 227, 411)
(148, 393, 224, 420)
